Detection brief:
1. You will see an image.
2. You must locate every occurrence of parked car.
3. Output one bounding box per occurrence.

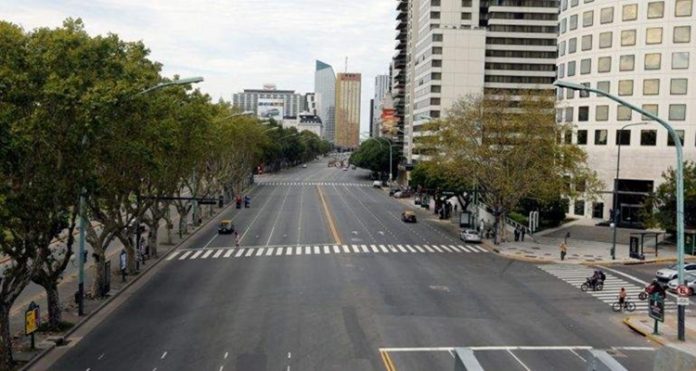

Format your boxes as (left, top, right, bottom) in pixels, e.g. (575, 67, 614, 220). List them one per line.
(372, 180, 383, 188)
(218, 220, 235, 234)
(667, 273, 696, 295)
(401, 210, 417, 223)
(656, 263, 696, 284)
(389, 188, 399, 196)
(302, 164, 307, 168)
(460, 229, 481, 243)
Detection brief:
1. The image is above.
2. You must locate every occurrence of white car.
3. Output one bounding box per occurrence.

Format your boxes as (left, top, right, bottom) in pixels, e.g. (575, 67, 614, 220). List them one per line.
(667, 273, 696, 295)
(656, 263, 696, 284)
(372, 180, 383, 188)
(460, 229, 481, 243)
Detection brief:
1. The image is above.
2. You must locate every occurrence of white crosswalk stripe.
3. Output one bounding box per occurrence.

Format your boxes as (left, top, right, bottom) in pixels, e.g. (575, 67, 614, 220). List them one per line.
(174, 243, 489, 262)
(539, 264, 681, 313)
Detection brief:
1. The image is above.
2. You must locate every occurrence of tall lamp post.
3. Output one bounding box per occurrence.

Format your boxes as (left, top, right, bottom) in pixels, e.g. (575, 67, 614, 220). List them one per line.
(611, 122, 648, 260)
(555, 80, 686, 341)
(77, 76, 203, 316)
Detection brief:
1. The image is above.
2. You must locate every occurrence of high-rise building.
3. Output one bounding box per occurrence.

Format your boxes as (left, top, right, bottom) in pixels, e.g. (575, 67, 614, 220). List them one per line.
(335, 73, 362, 149)
(232, 85, 304, 118)
(315, 60, 336, 142)
(396, 0, 559, 163)
(373, 75, 391, 137)
(305, 93, 318, 115)
(557, 0, 696, 221)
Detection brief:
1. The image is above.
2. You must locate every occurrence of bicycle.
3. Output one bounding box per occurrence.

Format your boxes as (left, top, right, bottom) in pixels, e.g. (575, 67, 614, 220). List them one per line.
(612, 298, 636, 312)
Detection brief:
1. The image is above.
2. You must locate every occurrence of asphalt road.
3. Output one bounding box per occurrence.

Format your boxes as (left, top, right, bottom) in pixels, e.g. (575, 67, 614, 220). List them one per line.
(46, 159, 657, 371)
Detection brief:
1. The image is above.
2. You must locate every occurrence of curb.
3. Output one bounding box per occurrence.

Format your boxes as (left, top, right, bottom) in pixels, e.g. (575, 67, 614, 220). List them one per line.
(622, 317, 666, 346)
(18, 188, 253, 371)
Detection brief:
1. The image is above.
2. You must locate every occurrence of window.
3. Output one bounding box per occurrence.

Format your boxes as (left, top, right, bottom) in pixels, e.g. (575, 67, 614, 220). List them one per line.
(618, 80, 634, 96)
(643, 79, 660, 95)
(558, 63, 565, 78)
(616, 129, 631, 145)
(646, 28, 663, 45)
(432, 34, 443, 41)
(432, 59, 442, 67)
(577, 130, 588, 145)
(619, 54, 634, 71)
(580, 82, 590, 98)
(641, 130, 657, 146)
(432, 47, 443, 54)
(432, 0, 441, 5)
(674, 26, 691, 43)
(562, 0, 568, 11)
(568, 38, 577, 54)
(671, 78, 688, 95)
(668, 130, 685, 146)
(461, 0, 471, 6)
(431, 85, 441, 93)
(570, 15, 578, 30)
(596, 105, 609, 121)
(647, 2, 665, 18)
(675, 0, 693, 17)
(556, 109, 563, 123)
(597, 81, 610, 93)
(581, 35, 592, 50)
(567, 61, 576, 76)
(598, 56, 611, 72)
(600, 7, 614, 24)
(564, 132, 573, 144)
(565, 107, 574, 122)
(622, 4, 638, 21)
(645, 53, 661, 70)
(567, 87, 575, 99)
(669, 104, 687, 120)
(560, 18, 567, 34)
(559, 41, 566, 56)
(672, 52, 690, 69)
(617, 106, 632, 121)
(580, 58, 591, 74)
(461, 13, 472, 20)
(571, 0, 579, 6)
(595, 130, 608, 145)
(574, 200, 585, 216)
(431, 11, 441, 19)
(599, 32, 612, 48)
(583, 11, 594, 27)
(431, 72, 442, 80)
(642, 104, 658, 120)
(578, 106, 589, 121)
(621, 30, 636, 46)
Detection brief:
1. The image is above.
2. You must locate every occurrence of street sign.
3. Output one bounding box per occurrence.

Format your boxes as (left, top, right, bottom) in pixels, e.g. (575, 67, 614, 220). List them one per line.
(649, 294, 665, 322)
(198, 199, 217, 205)
(677, 284, 690, 297)
(25, 302, 40, 336)
(678, 297, 690, 306)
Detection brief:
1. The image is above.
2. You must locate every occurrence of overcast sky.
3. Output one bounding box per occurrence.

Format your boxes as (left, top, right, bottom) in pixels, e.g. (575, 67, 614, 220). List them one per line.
(3, 0, 396, 133)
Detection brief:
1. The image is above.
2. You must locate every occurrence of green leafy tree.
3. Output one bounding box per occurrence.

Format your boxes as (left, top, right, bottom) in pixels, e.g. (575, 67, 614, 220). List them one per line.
(644, 161, 696, 232)
(350, 138, 398, 176)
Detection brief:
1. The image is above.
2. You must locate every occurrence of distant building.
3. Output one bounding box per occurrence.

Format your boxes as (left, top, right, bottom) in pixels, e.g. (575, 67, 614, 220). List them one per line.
(369, 98, 375, 137)
(282, 113, 323, 138)
(335, 73, 362, 149)
(232, 85, 304, 119)
(315, 60, 336, 142)
(373, 74, 390, 137)
(305, 93, 318, 115)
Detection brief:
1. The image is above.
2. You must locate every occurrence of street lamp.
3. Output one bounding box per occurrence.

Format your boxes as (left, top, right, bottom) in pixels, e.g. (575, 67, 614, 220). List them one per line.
(611, 122, 648, 260)
(555, 79, 687, 340)
(76, 76, 203, 316)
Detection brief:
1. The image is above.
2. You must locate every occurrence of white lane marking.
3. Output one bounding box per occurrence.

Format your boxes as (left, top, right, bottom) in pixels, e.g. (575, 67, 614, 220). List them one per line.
(507, 349, 531, 371)
(569, 349, 586, 362)
(256, 248, 265, 256)
(202, 234, 218, 249)
(266, 248, 274, 256)
(380, 245, 389, 253)
(423, 245, 435, 253)
(406, 245, 417, 253)
(361, 245, 369, 253)
(224, 352, 229, 359)
(314, 246, 321, 254)
(397, 245, 407, 253)
(389, 245, 398, 252)
(324, 246, 330, 254)
(288, 352, 292, 358)
(201, 250, 214, 259)
(245, 249, 254, 257)
(371, 245, 380, 253)
(414, 245, 425, 253)
(305, 246, 312, 255)
(343, 245, 350, 253)
(235, 249, 245, 257)
(161, 351, 168, 359)
(467, 245, 481, 253)
(276, 248, 284, 256)
(352, 245, 360, 253)
(166, 252, 180, 261)
(97, 353, 105, 360)
(430, 245, 443, 253)
(286, 247, 293, 256)
(264, 186, 293, 246)
(333, 245, 340, 254)
(380, 346, 596, 352)
(440, 245, 453, 253)
(449, 245, 463, 253)
(213, 249, 224, 258)
(224, 249, 235, 258)
(473, 245, 488, 253)
(190, 250, 204, 259)
(219, 366, 224, 371)
(296, 246, 303, 255)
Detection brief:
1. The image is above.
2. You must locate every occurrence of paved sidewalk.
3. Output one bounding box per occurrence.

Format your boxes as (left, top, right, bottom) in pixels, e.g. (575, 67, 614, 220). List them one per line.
(624, 314, 696, 351)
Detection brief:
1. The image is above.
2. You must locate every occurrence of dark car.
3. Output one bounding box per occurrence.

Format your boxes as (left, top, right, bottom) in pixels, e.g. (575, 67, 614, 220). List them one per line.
(401, 210, 417, 223)
(218, 220, 235, 234)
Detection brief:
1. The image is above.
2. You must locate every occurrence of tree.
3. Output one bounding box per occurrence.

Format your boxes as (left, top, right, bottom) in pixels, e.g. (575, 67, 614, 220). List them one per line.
(422, 92, 601, 243)
(644, 161, 696, 232)
(350, 138, 398, 176)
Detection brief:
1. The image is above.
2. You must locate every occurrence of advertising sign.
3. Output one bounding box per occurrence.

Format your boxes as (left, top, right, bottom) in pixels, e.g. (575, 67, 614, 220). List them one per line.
(25, 302, 40, 336)
(380, 107, 398, 136)
(257, 99, 285, 121)
(649, 293, 665, 322)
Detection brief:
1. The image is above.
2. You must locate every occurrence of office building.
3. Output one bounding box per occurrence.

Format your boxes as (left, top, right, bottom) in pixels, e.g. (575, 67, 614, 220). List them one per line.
(282, 113, 323, 138)
(315, 60, 337, 142)
(557, 0, 696, 221)
(335, 73, 362, 149)
(305, 93, 318, 115)
(373, 74, 391, 137)
(232, 85, 304, 118)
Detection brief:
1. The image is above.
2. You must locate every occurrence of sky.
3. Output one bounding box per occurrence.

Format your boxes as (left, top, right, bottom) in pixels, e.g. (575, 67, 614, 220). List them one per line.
(2, 0, 396, 134)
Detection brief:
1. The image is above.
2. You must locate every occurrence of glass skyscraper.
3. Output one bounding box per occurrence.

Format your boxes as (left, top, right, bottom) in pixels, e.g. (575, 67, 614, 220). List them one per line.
(314, 60, 336, 143)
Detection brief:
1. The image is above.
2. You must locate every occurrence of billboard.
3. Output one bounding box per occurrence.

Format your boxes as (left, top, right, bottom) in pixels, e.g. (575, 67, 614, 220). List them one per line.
(257, 98, 285, 121)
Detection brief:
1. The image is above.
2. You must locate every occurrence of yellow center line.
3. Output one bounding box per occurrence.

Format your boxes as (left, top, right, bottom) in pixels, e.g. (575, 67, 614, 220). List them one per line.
(380, 350, 397, 371)
(317, 186, 342, 245)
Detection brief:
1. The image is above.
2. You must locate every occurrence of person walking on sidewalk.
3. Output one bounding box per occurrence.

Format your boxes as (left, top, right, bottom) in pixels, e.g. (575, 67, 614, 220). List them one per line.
(520, 228, 526, 241)
(119, 249, 127, 282)
(560, 242, 567, 261)
(514, 227, 520, 241)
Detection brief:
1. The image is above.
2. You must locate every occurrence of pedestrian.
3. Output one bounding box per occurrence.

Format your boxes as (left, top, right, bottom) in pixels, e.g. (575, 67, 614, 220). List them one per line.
(560, 242, 567, 261)
(521, 228, 526, 241)
(119, 249, 127, 282)
(454, 204, 458, 214)
(235, 231, 240, 248)
(514, 227, 520, 241)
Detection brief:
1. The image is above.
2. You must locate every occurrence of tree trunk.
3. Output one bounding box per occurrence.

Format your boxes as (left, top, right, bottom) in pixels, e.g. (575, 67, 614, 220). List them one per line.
(90, 257, 106, 298)
(148, 224, 159, 258)
(0, 304, 13, 370)
(44, 283, 61, 328)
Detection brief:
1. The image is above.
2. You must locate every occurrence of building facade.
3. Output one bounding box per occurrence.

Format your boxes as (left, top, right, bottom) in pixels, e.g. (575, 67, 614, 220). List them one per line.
(557, 0, 696, 221)
(282, 113, 323, 138)
(305, 93, 318, 115)
(373, 74, 391, 137)
(315, 60, 337, 143)
(335, 73, 362, 148)
(232, 86, 304, 118)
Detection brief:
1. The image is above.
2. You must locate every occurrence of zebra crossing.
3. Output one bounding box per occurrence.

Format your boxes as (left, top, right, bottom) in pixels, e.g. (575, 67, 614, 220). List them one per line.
(256, 181, 372, 187)
(538, 264, 680, 313)
(167, 243, 489, 262)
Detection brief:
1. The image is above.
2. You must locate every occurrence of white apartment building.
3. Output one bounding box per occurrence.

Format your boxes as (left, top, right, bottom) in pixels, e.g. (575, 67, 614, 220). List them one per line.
(557, 0, 696, 222)
(398, 0, 559, 164)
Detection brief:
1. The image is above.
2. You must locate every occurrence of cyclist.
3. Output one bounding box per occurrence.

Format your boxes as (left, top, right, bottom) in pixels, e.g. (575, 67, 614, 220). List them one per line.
(618, 287, 627, 308)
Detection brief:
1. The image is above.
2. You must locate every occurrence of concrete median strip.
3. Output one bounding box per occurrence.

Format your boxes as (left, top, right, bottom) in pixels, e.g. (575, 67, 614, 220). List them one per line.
(622, 317, 666, 346)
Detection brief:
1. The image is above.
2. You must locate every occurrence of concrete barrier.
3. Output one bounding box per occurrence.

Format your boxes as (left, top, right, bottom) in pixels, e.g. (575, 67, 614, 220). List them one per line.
(653, 344, 696, 371)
